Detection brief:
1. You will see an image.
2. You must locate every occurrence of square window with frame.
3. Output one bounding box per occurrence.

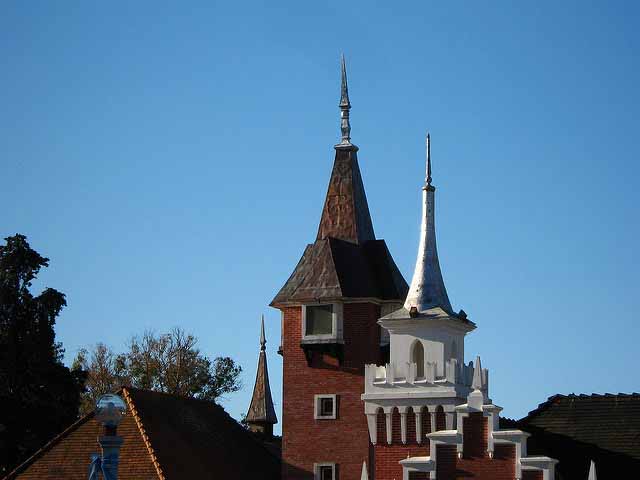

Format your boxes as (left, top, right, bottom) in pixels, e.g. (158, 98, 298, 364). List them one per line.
(314, 394, 337, 420)
(305, 304, 334, 336)
(315, 463, 336, 480)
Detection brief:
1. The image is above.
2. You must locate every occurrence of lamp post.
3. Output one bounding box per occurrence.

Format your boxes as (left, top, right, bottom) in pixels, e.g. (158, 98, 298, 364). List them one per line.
(89, 393, 126, 480)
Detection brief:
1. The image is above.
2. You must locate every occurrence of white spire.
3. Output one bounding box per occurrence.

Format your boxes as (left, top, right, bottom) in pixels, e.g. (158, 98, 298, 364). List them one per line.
(360, 461, 368, 480)
(403, 133, 452, 313)
(588, 460, 597, 480)
(472, 356, 484, 390)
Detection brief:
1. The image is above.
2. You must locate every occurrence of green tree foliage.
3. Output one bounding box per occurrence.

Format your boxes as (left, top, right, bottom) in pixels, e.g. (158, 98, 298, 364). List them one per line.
(73, 328, 242, 415)
(0, 234, 85, 475)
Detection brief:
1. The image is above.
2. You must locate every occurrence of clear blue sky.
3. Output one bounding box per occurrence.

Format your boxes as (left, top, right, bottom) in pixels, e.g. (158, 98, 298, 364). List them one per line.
(2, 1, 639, 431)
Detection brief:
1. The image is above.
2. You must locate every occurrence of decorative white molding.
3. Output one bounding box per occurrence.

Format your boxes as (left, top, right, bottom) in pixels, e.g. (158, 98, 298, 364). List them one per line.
(399, 456, 434, 480)
(414, 408, 423, 444)
(520, 456, 558, 480)
(366, 413, 377, 444)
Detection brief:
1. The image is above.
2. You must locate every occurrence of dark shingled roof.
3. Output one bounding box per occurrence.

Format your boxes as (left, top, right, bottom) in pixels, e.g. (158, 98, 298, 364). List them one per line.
(517, 393, 640, 480)
(271, 238, 408, 305)
(315, 147, 375, 245)
(246, 344, 278, 425)
(271, 146, 408, 306)
(5, 388, 280, 480)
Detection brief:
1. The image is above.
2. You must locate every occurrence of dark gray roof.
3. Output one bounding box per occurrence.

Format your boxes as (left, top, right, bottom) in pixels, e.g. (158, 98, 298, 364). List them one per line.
(517, 393, 640, 480)
(270, 237, 407, 306)
(315, 146, 375, 245)
(246, 350, 277, 425)
(271, 145, 407, 306)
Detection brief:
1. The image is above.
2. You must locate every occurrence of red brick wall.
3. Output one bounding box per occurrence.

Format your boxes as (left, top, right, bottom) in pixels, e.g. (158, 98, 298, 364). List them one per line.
(281, 303, 381, 480)
(374, 443, 429, 480)
(435, 413, 516, 480)
(376, 409, 386, 443)
(420, 408, 431, 437)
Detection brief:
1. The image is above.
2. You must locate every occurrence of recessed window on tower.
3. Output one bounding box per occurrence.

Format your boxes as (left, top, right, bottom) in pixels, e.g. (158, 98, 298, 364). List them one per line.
(306, 304, 334, 336)
(314, 394, 338, 419)
(314, 463, 337, 480)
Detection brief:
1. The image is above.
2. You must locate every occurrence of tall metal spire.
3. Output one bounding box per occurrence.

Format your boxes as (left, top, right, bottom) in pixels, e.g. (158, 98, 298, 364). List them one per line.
(337, 54, 354, 147)
(403, 133, 453, 313)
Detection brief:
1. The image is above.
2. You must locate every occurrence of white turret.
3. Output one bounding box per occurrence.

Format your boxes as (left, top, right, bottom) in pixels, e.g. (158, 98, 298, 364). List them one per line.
(361, 134, 487, 445)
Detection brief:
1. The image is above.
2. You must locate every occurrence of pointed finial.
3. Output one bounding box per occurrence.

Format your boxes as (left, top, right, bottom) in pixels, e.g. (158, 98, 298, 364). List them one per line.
(337, 54, 353, 147)
(360, 461, 368, 480)
(340, 54, 350, 108)
(472, 356, 483, 390)
(260, 315, 266, 351)
(426, 132, 432, 187)
(588, 460, 597, 480)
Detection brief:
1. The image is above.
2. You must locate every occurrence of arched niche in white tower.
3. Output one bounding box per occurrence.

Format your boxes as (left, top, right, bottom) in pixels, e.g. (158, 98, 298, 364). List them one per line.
(379, 307, 473, 379)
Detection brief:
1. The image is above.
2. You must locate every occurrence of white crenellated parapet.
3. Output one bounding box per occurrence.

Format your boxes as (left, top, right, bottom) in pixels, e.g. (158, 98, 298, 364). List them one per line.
(364, 359, 489, 395)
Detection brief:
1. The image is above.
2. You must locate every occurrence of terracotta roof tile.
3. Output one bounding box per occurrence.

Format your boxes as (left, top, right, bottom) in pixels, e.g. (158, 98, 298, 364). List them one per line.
(5, 388, 280, 480)
(6, 406, 157, 480)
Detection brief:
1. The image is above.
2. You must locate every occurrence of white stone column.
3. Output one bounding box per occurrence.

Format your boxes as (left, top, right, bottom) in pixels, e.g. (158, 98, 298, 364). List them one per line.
(398, 406, 409, 444)
(430, 411, 437, 432)
(445, 412, 455, 430)
(366, 413, 378, 444)
(414, 408, 423, 444)
(444, 405, 457, 431)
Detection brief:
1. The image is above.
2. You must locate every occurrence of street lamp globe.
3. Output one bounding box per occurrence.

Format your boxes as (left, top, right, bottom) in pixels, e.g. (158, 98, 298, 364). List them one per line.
(95, 394, 127, 428)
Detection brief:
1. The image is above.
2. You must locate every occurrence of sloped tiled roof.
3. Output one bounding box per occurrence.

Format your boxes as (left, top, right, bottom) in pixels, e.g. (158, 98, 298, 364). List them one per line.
(517, 393, 640, 480)
(5, 388, 280, 480)
(246, 320, 277, 426)
(271, 145, 408, 306)
(270, 237, 408, 306)
(315, 147, 375, 245)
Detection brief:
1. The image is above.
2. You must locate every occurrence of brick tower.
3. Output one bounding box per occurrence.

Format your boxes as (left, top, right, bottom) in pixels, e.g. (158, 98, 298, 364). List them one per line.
(270, 57, 408, 480)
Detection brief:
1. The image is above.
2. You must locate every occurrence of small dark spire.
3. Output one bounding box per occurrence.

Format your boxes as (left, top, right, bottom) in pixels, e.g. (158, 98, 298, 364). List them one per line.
(337, 54, 354, 147)
(259, 314, 266, 351)
(340, 53, 351, 108)
(246, 315, 277, 437)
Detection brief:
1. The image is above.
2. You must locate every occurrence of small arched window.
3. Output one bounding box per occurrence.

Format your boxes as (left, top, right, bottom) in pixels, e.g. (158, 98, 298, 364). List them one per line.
(451, 340, 458, 361)
(411, 341, 425, 378)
